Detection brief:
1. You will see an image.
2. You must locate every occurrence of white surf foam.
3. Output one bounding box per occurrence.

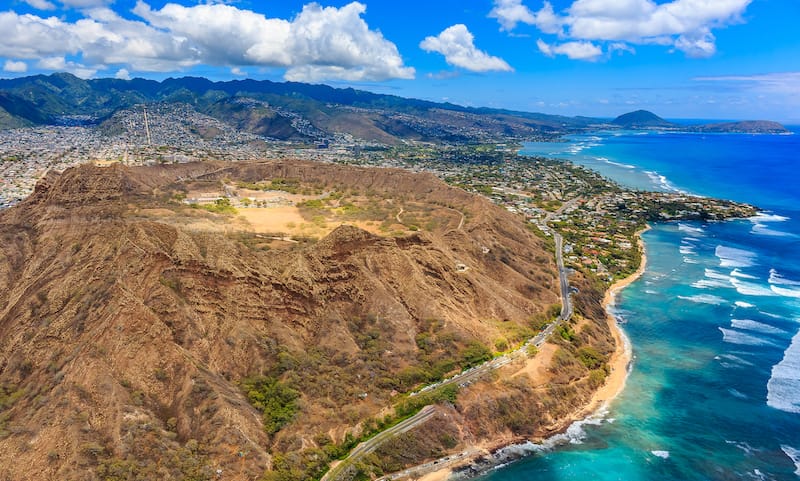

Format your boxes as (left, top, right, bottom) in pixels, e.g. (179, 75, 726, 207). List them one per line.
(680, 245, 696, 255)
(751, 213, 790, 223)
(719, 353, 756, 366)
(645, 170, 684, 192)
(716, 245, 758, 268)
(768, 330, 800, 413)
(731, 268, 758, 280)
(679, 223, 705, 235)
(731, 319, 787, 336)
(719, 327, 778, 347)
(781, 445, 800, 476)
(728, 388, 748, 399)
(679, 294, 727, 305)
(731, 278, 778, 297)
(606, 160, 636, 169)
(705, 268, 731, 280)
(769, 269, 800, 286)
(771, 285, 800, 298)
(692, 279, 731, 289)
(750, 212, 793, 237)
(651, 450, 670, 459)
(735, 301, 756, 308)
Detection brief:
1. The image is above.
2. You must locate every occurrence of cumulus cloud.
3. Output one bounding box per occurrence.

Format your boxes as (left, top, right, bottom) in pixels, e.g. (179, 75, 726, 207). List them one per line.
(420, 24, 512, 72)
(0, 1, 414, 82)
(537, 38, 602, 60)
(489, 0, 561, 34)
(3, 60, 28, 73)
(498, 0, 751, 60)
(114, 68, 130, 80)
(36, 56, 96, 78)
(23, 0, 56, 10)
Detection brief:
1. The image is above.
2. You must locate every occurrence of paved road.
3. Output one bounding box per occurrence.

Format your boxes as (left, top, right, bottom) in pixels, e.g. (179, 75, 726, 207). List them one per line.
(321, 230, 574, 481)
(321, 406, 437, 481)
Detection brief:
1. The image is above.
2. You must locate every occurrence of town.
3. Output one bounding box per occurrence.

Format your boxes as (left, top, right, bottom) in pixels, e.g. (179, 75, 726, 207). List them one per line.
(0, 110, 756, 283)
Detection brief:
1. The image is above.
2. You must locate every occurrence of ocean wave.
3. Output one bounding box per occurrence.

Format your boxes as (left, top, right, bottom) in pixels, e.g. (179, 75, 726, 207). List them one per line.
(767, 330, 800, 413)
(487, 407, 611, 460)
(679, 294, 727, 305)
(750, 212, 790, 224)
(728, 388, 749, 399)
(731, 278, 777, 297)
(680, 245, 696, 255)
(735, 301, 756, 308)
(751, 223, 795, 237)
(692, 279, 731, 289)
(769, 269, 800, 286)
(606, 160, 636, 169)
(705, 268, 731, 281)
(771, 285, 800, 298)
(683, 257, 699, 264)
(730, 319, 788, 336)
(651, 450, 670, 459)
(719, 354, 756, 367)
(749, 212, 793, 236)
(645, 170, 684, 193)
(731, 268, 758, 280)
(726, 440, 759, 456)
(781, 445, 800, 476)
(719, 327, 779, 347)
(716, 245, 758, 268)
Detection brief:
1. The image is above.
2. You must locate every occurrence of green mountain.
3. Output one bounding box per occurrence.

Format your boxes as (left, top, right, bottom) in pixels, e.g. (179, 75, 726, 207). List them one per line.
(611, 110, 675, 128)
(0, 73, 598, 142)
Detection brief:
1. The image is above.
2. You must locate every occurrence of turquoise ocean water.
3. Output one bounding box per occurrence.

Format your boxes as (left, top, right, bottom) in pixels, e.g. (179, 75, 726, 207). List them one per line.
(481, 130, 800, 480)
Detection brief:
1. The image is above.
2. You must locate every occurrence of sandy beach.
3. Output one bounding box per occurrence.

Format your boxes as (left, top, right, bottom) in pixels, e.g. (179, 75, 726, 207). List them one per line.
(398, 226, 651, 481)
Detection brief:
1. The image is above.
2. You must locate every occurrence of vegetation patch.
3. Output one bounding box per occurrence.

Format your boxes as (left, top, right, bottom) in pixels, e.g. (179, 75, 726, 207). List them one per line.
(241, 376, 299, 435)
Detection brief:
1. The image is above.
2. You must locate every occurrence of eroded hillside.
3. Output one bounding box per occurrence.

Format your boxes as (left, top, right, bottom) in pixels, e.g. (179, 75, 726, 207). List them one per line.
(0, 160, 584, 480)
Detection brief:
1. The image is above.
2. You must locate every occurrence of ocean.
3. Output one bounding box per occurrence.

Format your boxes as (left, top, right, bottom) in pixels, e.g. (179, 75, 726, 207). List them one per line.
(480, 130, 800, 480)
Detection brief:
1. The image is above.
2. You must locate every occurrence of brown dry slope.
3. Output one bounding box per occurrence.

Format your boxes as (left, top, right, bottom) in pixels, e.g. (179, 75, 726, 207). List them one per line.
(0, 160, 562, 480)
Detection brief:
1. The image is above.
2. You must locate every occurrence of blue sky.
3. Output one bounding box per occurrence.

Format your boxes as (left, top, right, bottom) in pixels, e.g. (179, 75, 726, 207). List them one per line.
(2, 0, 799, 121)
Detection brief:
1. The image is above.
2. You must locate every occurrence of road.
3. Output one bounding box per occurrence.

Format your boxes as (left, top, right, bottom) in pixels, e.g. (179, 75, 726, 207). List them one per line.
(320, 229, 574, 481)
(321, 406, 437, 481)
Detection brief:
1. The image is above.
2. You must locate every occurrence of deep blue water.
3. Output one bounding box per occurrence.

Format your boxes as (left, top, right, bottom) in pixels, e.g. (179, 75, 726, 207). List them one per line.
(482, 130, 800, 480)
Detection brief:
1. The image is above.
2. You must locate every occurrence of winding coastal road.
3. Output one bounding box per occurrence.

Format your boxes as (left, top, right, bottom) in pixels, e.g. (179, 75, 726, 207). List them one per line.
(321, 230, 573, 481)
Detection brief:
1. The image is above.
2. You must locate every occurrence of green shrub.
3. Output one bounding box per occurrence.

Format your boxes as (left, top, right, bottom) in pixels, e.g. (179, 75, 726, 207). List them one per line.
(577, 346, 606, 370)
(241, 376, 299, 435)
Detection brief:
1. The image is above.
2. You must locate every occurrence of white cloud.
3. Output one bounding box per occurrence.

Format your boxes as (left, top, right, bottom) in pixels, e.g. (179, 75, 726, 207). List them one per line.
(24, 0, 57, 10)
(0, 1, 414, 82)
(694, 72, 800, 94)
(36, 56, 96, 78)
(114, 68, 129, 80)
(283, 2, 414, 81)
(489, 0, 535, 31)
(420, 24, 512, 72)
(59, 0, 114, 8)
(231, 67, 246, 77)
(537, 38, 603, 60)
(521, 0, 751, 59)
(3, 60, 28, 73)
(489, 0, 562, 34)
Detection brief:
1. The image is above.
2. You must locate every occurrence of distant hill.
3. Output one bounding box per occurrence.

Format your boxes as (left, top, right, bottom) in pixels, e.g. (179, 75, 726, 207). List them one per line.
(0, 73, 597, 142)
(611, 109, 790, 134)
(691, 120, 790, 134)
(612, 110, 675, 129)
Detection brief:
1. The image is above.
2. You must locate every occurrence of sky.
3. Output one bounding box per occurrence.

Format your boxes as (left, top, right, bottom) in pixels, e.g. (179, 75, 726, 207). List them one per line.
(1, 0, 799, 122)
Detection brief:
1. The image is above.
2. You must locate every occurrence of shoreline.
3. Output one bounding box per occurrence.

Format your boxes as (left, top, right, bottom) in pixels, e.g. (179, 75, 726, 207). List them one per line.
(403, 225, 651, 481)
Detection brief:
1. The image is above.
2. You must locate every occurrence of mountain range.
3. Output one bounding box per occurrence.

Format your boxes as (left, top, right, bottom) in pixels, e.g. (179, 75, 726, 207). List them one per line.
(0, 73, 789, 142)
